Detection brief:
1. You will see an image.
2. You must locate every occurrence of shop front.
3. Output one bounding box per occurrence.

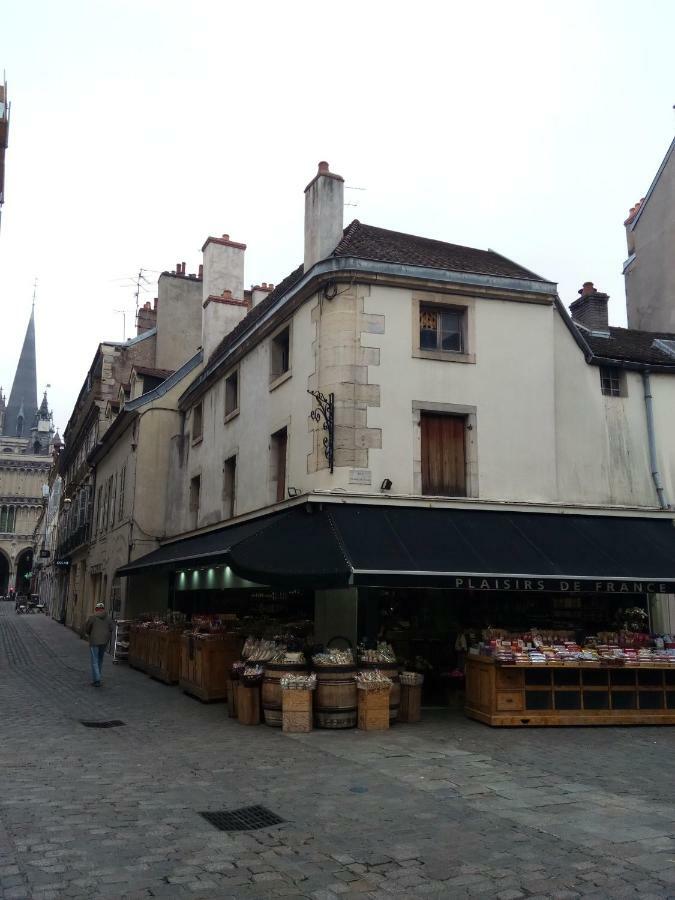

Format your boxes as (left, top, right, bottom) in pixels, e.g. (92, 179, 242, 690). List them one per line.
(117, 497, 675, 728)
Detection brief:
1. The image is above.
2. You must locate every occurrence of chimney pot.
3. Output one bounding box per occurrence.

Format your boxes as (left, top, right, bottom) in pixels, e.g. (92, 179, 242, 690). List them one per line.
(222, 234, 230, 241)
(580, 281, 595, 297)
(318, 161, 330, 174)
(198, 264, 203, 278)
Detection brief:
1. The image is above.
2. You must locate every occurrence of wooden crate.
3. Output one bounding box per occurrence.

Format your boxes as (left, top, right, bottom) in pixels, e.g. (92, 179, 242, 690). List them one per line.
(282, 689, 313, 733)
(146, 629, 181, 685)
(179, 634, 243, 702)
(399, 684, 422, 723)
(128, 627, 149, 673)
(237, 683, 261, 725)
(357, 687, 390, 731)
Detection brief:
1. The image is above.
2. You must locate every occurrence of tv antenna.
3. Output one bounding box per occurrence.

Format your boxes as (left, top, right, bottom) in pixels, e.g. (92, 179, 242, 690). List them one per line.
(345, 184, 367, 209)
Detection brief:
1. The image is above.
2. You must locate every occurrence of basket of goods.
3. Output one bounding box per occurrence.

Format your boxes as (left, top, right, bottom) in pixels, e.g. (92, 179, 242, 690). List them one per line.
(237, 664, 264, 726)
(230, 660, 245, 681)
(358, 643, 401, 722)
(400, 671, 424, 687)
(262, 645, 308, 727)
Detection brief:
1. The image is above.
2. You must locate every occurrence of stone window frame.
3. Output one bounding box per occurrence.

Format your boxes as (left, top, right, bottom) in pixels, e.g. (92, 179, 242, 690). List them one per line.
(412, 292, 476, 365)
(412, 400, 479, 498)
(269, 321, 293, 391)
(224, 366, 240, 423)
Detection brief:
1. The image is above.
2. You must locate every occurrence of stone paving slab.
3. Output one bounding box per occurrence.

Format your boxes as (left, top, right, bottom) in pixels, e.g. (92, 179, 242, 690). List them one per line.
(1, 603, 675, 898)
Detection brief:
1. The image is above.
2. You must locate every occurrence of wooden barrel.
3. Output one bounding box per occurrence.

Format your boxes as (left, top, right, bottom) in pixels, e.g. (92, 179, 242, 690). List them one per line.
(314, 665, 357, 729)
(359, 661, 401, 722)
(262, 661, 308, 727)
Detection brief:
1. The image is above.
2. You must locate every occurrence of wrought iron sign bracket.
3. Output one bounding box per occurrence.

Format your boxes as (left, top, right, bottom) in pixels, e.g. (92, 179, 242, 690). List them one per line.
(308, 389, 335, 474)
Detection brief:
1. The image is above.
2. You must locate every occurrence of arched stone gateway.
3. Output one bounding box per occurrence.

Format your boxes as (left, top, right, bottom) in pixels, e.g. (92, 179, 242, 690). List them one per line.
(0, 550, 9, 596)
(14, 548, 33, 598)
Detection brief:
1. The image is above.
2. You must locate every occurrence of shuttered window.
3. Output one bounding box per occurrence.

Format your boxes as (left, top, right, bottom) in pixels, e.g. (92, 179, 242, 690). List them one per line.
(421, 413, 466, 497)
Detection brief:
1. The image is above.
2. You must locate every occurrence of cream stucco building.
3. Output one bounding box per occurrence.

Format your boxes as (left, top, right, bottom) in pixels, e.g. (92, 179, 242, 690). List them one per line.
(110, 161, 675, 642)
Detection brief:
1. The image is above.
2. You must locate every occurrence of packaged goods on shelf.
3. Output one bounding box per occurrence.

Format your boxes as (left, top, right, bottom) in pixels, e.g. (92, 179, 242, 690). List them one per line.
(400, 671, 424, 686)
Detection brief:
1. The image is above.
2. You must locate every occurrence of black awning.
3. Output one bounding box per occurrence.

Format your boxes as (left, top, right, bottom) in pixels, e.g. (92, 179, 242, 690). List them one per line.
(116, 510, 288, 576)
(327, 505, 675, 590)
(118, 501, 675, 592)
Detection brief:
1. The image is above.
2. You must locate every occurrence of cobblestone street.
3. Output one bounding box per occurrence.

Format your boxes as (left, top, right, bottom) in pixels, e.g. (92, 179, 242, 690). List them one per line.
(2, 605, 675, 899)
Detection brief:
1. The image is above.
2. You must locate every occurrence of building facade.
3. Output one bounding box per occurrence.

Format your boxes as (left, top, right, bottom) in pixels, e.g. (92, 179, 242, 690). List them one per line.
(624, 135, 675, 332)
(113, 161, 675, 644)
(0, 308, 54, 596)
(55, 266, 207, 630)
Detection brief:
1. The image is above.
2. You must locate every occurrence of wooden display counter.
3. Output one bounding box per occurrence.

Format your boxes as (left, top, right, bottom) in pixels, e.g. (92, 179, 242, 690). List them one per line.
(465, 655, 675, 726)
(179, 634, 243, 702)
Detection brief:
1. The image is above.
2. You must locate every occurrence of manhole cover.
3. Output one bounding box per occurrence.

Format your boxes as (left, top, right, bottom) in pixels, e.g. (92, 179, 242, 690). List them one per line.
(200, 805, 285, 832)
(80, 720, 126, 728)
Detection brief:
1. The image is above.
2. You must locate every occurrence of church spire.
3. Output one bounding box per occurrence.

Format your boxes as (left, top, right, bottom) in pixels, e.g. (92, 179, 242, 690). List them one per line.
(3, 307, 38, 438)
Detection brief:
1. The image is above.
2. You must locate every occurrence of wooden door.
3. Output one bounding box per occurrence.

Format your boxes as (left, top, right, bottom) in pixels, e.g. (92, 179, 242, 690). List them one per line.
(421, 413, 466, 496)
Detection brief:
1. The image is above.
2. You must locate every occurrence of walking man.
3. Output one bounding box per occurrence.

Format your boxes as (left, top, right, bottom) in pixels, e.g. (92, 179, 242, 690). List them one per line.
(84, 601, 113, 687)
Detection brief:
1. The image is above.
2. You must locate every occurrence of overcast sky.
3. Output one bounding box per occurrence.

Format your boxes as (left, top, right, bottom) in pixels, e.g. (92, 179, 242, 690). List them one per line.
(1, 0, 674, 432)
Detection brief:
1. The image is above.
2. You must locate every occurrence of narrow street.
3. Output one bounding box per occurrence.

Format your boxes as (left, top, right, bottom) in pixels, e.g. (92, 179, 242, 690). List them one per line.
(1, 605, 675, 900)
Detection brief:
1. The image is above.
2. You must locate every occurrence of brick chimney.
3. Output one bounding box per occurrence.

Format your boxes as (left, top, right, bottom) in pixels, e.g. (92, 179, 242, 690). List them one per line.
(569, 282, 609, 331)
(201, 233, 248, 358)
(251, 282, 274, 307)
(304, 161, 344, 272)
(136, 299, 157, 335)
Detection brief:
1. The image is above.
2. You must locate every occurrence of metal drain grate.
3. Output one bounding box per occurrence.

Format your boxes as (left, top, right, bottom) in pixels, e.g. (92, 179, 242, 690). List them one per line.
(200, 805, 285, 832)
(80, 720, 126, 728)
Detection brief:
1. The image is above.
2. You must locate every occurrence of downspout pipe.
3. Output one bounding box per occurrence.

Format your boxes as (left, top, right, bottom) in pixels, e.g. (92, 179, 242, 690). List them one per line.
(642, 369, 670, 509)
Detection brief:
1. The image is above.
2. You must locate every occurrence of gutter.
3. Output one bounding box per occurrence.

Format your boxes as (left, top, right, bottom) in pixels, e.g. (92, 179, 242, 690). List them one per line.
(181, 256, 557, 407)
(642, 370, 670, 510)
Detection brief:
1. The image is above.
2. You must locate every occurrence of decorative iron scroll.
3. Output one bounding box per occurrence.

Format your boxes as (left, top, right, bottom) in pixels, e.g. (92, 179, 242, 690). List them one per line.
(308, 389, 335, 474)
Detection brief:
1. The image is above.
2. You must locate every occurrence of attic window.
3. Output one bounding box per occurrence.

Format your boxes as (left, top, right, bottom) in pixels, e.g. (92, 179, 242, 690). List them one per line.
(599, 366, 625, 398)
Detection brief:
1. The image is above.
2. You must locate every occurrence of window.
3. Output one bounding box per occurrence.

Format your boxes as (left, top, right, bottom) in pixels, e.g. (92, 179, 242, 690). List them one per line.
(225, 370, 239, 419)
(0, 506, 15, 533)
(270, 428, 288, 503)
(96, 486, 103, 533)
(600, 366, 624, 397)
(420, 412, 466, 497)
(223, 456, 237, 519)
(118, 465, 126, 520)
(189, 475, 201, 529)
(192, 402, 203, 443)
(420, 305, 465, 353)
(270, 326, 291, 382)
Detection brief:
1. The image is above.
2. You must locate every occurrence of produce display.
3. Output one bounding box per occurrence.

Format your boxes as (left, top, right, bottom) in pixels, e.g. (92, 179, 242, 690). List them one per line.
(280, 673, 317, 690)
(355, 669, 393, 690)
(312, 648, 354, 666)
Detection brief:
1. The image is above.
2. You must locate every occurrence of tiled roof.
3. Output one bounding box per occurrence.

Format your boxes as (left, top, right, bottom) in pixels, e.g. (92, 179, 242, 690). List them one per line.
(333, 220, 548, 282)
(207, 220, 547, 364)
(583, 326, 675, 366)
(134, 366, 174, 379)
